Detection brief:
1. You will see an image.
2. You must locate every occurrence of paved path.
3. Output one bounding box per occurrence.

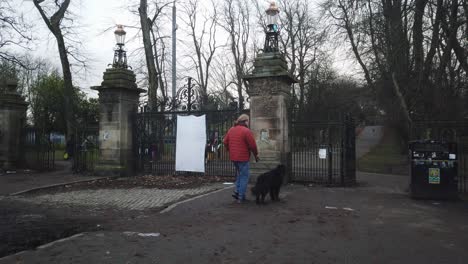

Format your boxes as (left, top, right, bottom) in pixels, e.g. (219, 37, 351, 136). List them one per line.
(356, 125, 384, 158)
(0, 161, 105, 196)
(15, 183, 229, 210)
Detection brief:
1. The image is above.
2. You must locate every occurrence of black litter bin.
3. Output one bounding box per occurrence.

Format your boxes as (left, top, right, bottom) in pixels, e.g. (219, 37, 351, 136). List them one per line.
(409, 140, 458, 200)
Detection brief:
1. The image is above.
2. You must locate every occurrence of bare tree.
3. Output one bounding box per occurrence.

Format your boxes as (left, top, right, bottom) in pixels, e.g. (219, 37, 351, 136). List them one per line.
(150, 21, 170, 103)
(139, 0, 159, 110)
(322, 0, 413, 137)
(211, 56, 236, 108)
(139, 0, 172, 110)
(181, 0, 220, 107)
(278, 0, 327, 113)
(33, 0, 81, 136)
(5, 56, 54, 101)
(0, 1, 33, 67)
(322, 0, 468, 143)
(219, 0, 252, 110)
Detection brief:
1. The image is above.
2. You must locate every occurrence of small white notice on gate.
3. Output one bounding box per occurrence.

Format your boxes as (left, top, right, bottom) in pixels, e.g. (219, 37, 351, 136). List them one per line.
(319, 148, 327, 159)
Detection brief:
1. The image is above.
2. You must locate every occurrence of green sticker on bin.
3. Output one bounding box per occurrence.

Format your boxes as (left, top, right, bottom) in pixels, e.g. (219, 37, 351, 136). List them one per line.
(428, 168, 440, 184)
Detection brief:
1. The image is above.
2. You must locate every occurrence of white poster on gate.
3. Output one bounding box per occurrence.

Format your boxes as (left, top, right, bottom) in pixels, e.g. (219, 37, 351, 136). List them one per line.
(175, 115, 206, 173)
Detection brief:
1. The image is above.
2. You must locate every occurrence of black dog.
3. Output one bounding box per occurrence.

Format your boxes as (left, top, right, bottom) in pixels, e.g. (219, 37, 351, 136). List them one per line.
(251, 165, 285, 204)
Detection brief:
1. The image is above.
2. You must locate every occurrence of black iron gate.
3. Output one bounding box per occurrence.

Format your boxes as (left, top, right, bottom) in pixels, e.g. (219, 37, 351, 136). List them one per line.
(72, 125, 99, 174)
(411, 121, 468, 193)
(21, 127, 55, 171)
(134, 77, 246, 177)
(289, 115, 355, 185)
(134, 108, 240, 176)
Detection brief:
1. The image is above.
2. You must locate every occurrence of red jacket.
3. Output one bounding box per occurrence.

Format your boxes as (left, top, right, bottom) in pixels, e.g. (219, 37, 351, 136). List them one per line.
(223, 124, 258, 162)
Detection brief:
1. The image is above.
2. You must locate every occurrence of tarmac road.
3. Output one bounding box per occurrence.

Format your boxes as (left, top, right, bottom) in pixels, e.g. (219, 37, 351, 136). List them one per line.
(2, 171, 468, 264)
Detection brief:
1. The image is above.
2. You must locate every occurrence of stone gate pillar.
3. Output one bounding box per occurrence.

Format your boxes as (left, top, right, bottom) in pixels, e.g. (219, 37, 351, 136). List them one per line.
(244, 52, 296, 182)
(92, 68, 145, 176)
(0, 80, 28, 171)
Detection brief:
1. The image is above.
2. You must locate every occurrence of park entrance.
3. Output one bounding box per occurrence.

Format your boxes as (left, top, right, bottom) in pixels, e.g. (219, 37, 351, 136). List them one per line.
(289, 114, 356, 186)
(133, 80, 246, 177)
(133, 108, 242, 177)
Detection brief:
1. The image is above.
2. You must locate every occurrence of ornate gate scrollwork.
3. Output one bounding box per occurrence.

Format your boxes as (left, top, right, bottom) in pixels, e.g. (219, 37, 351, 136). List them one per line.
(133, 76, 245, 176)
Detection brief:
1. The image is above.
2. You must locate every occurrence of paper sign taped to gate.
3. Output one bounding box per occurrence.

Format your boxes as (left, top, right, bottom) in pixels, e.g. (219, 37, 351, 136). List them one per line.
(175, 115, 206, 173)
(319, 149, 327, 159)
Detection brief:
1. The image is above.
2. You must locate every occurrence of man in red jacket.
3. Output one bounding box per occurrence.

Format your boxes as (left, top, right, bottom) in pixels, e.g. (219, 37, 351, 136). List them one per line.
(223, 114, 259, 203)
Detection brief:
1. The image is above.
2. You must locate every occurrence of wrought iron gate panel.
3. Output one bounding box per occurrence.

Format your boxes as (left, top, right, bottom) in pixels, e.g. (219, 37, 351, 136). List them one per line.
(21, 128, 55, 171)
(289, 116, 355, 185)
(459, 138, 468, 193)
(73, 125, 99, 174)
(134, 108, 241, 177)
(344, 116, 356, 184)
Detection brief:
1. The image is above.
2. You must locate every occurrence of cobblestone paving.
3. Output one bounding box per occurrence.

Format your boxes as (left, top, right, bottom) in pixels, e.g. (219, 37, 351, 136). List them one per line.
(15, 183, 227, 210)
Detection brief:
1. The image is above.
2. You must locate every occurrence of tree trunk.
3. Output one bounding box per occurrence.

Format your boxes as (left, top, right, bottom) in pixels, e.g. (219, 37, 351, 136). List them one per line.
(55, 30, 74, 136)
(423, 0, 443, 78)
(413, 0, 428, 88)
(139, 0, 159, 110)
(150, 28, 167, 102)
(33, 0, 74, 137)
(339, 0, 373, 87)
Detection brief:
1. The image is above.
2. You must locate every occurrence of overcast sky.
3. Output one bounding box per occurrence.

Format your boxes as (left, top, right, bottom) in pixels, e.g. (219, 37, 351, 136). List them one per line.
(17, 0, 358, 98)
(19, 0, 139, 97)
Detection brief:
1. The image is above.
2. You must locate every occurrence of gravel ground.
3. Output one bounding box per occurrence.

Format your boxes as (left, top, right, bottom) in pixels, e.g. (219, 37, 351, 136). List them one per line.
(3, 173, 468, 263)
(2, 172, 468, 263)
(0, 174, 234, 258)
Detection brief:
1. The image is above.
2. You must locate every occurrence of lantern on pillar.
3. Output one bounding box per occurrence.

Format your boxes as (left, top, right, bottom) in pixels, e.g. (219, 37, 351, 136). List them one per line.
(264, 2, 280, 52)
(113, 25, 128, 68)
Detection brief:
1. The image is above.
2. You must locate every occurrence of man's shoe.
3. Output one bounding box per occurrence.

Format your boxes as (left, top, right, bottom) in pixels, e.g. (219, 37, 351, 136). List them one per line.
(232, 192, 239, 200)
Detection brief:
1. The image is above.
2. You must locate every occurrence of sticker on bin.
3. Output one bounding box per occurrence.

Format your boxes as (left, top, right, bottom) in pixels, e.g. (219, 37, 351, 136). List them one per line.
(449, 154, 456, 160)
(428, 168, 440, 184)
